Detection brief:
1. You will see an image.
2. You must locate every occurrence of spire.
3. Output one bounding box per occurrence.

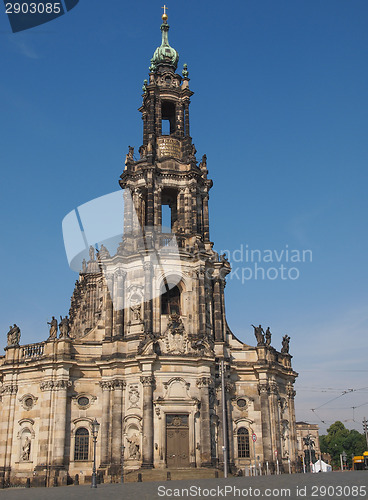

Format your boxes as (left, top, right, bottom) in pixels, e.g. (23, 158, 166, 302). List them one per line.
(151, 7, 179, 72)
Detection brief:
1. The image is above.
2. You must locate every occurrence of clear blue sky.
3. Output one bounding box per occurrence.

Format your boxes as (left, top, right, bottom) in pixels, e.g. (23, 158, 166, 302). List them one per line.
(1, 0, 367, 434)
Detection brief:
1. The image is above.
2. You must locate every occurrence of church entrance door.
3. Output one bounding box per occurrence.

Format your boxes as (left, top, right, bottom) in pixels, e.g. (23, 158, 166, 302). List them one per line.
(166, 414, 190, 468)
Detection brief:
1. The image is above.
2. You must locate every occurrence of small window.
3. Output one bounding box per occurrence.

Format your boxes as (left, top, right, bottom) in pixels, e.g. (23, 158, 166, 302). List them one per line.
(237, 398, 247, 409)
(24, 397, 34, 408)
(77, 396, 90, 408)
(74, 427, 89, 461)
(237, 427, 250, 458)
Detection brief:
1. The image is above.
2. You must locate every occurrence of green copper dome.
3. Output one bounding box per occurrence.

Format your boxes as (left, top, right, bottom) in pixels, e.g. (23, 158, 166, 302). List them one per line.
(151, 18, 179, 71)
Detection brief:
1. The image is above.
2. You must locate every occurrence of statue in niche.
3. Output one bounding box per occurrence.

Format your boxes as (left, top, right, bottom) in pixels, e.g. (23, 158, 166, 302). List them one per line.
(127, 434, 140, 460)
(21, 436, 31, 461)
(7, 324, 21, 346)
(47, 316, 58, 339)
(131, 304, 141, 322)
(265, 327, 272, 346)
(281, 335, 290, 354)
(251, 324, 265, 346)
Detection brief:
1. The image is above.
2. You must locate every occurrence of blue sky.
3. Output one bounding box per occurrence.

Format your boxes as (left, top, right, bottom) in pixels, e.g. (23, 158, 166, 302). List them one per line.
(1, 0, 367, 433)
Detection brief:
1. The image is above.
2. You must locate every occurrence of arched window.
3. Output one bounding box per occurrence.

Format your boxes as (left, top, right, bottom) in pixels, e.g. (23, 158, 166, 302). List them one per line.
(161, 285, 181, 315)
(237, 427, 250, 458)
(74, 427, 89, 461)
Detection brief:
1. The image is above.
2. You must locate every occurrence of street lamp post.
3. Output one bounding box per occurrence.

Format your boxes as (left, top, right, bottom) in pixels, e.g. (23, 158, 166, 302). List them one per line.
(121, 445, 125, 484)
(342, 451, 347, 471)
(91, 419, 100, 488)
(303, 434, 314, 473)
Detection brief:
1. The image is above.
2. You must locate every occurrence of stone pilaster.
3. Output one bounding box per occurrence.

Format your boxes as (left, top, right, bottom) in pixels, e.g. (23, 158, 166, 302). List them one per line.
(190, 186, 197, 234)
(213, 278, 223, 342)
(99, 381, 112, 467)
(196, 377, 212, 466)
(140, 375, 155, 468)
(143, 262, 153, 334)
(203, 194, 210, 241)
(198, 268, 206, 335)
(153, 186, 162, 227)
(258, 381, 273, 463)
(269, 381, 281, 461)
(184, 101, 190, 137)
(110, 380, 126, 471)
(114, 270, 126, 338)
(146, 181, 154, 227)
(287, 382, 297, 465)
(50, 379, 72, 480)
(0, 384, 17, 486)
(104, 274, 114, 340)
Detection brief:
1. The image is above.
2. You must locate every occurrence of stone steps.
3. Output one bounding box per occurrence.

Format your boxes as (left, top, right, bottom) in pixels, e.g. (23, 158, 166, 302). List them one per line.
(123, 468, 228, 483)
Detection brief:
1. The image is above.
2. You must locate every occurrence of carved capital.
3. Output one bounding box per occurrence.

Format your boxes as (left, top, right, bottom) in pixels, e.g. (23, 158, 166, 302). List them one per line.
(53, 380, 72, 391)
(99, 380, 114, 391)
(269, 381, 279, 395)
(196, 377, 212, 388)
(143, 262, 152, 273)
(40, 380, 71, 391)
(140, 375, 155, 387)
(115, 269, 127, 280)
(112, 379, 126, 390)
(0, 384, 18, 395)
(258, 382, 269, 395)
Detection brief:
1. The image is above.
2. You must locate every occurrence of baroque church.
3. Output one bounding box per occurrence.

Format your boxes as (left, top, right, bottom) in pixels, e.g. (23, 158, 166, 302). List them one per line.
(0, 11, 298, 486)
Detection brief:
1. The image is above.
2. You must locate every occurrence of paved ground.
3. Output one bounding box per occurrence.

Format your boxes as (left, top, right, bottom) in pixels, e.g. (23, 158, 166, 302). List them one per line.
(0, 471, 366, 500)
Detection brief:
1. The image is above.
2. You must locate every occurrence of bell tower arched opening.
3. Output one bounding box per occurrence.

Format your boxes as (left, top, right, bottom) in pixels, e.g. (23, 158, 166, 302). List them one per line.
(161, 101, 176, 135)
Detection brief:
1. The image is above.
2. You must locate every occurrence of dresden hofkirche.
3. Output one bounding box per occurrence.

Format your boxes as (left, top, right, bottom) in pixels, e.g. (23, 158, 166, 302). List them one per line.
(0, 12, 298, 486)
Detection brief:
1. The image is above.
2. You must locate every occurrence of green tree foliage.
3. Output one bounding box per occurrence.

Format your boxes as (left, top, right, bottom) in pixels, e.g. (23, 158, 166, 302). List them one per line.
(319, 421, 367, 468)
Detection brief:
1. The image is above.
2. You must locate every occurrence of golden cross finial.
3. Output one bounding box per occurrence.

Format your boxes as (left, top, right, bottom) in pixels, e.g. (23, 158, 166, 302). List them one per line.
(161, 4, 168, 20)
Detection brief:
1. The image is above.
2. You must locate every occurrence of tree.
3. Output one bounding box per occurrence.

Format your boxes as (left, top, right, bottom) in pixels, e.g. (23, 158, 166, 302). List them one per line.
(319, 421, 367, 469)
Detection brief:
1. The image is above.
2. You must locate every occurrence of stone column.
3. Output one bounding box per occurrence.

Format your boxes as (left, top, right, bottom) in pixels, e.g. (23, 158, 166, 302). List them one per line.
(123, 188, 133, 234)
(104, 274, 113, 340)
(178, 188, 185, 232)
(111, 380, 125, 472)
(114, 270, 125, 338)
(196, 377, 212, 467)
(258, 381, 273, 464)
(203, 194, 210, 241)
(197, 268, 206, 335)
(154, 186, 162, 227)
(225, 382, 235, 468)
(287, 382, 297, 466)
(184, 187, 191, 233)
(184, 102, 190, 137)
(177, 103, 184, 137)
(140, 375, 155, 468)
(143, 262, 153, 335)
(269, 381, 281, 461)
(213, 278, 223, 342)
(190, 186, 197, 234)
(146, 181, 154, 227)
(99, 381, 112, 467)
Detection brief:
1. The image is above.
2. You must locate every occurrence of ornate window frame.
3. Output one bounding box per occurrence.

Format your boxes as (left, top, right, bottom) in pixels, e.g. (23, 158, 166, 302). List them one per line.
(71, 418, 94, 462)
(72, 393, 96, 410)
(19, 393, 38, 411)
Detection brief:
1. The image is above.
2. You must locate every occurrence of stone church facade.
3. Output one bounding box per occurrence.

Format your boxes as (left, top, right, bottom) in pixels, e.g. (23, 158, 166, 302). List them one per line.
(0, 13, 298, 487)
